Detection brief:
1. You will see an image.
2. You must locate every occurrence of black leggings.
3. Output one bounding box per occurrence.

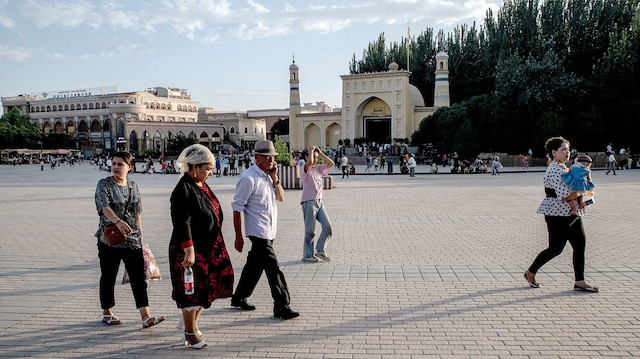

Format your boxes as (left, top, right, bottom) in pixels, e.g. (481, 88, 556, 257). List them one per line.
(528, 216, 586, 281)
(98, 241, 149, 309)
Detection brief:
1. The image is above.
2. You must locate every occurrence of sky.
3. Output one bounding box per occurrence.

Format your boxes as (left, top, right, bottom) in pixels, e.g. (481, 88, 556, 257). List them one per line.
(0, 0, 501, 113)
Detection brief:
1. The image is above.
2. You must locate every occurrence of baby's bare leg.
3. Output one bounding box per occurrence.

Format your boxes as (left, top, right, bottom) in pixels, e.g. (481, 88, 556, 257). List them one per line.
(578, 195, 585, 209)
(568, 199, 578, 215)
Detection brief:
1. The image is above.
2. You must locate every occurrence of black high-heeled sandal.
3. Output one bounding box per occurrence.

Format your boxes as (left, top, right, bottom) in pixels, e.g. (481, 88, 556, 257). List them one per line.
(524, 272, 540, 288)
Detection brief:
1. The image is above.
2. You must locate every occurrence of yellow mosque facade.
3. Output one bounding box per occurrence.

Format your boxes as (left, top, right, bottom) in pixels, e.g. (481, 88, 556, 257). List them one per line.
(288, 52, 450, 150)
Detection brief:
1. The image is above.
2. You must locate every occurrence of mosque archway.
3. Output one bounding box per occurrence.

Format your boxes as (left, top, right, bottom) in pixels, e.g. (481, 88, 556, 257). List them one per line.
(357, 97, 392, 144)
(325, 122, 342, 148)
(304, 123, 321, 147)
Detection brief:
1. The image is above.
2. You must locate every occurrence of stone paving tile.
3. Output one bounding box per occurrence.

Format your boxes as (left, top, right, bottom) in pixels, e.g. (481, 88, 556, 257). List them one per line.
(0, 164, 639, 358)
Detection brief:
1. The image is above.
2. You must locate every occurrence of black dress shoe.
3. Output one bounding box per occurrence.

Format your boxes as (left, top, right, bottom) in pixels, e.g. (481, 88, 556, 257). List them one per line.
(231, 298, 256, 311)
(274, 306, 299, 320)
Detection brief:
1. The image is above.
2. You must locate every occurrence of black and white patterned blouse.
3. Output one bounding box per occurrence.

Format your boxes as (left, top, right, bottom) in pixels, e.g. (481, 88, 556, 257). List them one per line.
(95, 177, 143, 248)
(537, 161, 579, 217)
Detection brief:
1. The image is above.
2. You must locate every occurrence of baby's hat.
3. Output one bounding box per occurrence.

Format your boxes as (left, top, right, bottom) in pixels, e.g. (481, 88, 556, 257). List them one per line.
(576, 154, 593, 163)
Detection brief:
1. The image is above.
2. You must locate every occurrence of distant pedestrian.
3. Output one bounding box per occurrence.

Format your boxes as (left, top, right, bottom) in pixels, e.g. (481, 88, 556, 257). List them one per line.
(605, 152, 617, 175)
(524, 137, 599, 292)
(300, 146, 334, 262)
(365, 156, 371, 172)
(374, 156, 379, 171)
(431, 162, 438, 174)
(492, 156, 501, 175)
(407, 154, 417, 177)
(340, 154, 349, 179)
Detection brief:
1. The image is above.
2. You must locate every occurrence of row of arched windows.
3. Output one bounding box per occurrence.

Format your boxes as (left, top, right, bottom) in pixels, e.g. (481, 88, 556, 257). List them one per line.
(143, 102, 197, 112)
(30, 102, 108, 113)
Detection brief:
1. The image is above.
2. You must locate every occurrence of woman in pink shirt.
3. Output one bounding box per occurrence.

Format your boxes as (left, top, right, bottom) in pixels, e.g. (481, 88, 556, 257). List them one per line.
(300, 146, 335, 262)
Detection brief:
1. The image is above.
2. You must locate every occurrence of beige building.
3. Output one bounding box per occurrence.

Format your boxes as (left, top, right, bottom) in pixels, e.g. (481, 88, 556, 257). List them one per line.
(198, 108, 270, 151)
(288, 52, 449, 150)
(2, 86, 224, 157)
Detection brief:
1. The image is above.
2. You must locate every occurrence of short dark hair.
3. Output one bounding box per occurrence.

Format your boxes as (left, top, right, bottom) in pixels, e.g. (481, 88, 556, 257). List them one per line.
(544, 137, 570, 158)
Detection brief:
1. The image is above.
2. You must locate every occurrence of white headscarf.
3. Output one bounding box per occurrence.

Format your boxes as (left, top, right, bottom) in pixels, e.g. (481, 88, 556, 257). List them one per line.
(176, 144, 216, 178)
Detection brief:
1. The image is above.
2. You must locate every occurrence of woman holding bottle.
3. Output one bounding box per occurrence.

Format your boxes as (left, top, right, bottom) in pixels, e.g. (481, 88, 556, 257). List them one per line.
(169, 144, 234, 349)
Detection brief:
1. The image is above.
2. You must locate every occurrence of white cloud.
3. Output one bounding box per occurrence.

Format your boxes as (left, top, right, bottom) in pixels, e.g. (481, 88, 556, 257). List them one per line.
(0, 45, 32, 61)
(49, 52, 66, 59)
(14, 0, 501, 42)
(0, 0, 15, 28)
(20, 0, 102, 28)
(79, 53, 92, 60)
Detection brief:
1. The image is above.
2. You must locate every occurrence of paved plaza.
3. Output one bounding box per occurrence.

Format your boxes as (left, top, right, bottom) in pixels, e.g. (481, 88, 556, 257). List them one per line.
(0, 162, 638, 358)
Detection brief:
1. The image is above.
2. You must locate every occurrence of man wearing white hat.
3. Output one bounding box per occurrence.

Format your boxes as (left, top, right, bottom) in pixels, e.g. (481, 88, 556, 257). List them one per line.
(230, 140, 299, 320)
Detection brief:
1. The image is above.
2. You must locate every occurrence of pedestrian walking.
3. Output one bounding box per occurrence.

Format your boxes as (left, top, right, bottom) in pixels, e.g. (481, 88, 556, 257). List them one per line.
(407, 154, 417, 177)
(169, 144, 234, 349)
(605, 152, 617, 175)
(524, 137, 599, 292)
(300, 146, 334, 262)
(340, 154, 349, 179)
(230, 140, 299, 320)
(94, 151, 166, 328)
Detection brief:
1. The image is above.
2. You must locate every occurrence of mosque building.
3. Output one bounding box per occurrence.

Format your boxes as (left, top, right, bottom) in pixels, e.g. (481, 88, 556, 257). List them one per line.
(288, 52, 450, 150)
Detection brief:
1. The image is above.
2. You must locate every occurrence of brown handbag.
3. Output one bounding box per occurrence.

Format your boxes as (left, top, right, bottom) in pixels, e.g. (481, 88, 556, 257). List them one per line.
(104, 224, 126, 246)
(104, 181, 133, 246)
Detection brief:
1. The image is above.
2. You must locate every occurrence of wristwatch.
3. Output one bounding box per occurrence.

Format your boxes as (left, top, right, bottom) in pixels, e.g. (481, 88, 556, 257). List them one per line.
(273, 179, 280, 187)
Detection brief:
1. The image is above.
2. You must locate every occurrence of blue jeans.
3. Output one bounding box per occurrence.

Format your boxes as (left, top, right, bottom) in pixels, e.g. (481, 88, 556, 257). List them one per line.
(301, 199, 332, 258)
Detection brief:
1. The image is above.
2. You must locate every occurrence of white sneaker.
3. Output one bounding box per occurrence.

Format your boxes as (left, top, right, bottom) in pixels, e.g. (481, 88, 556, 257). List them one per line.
(315, 252, 331, 261)
(302, 256, 319, 262)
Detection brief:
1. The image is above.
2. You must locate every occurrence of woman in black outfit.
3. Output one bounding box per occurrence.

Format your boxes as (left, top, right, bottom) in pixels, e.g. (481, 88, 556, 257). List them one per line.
(524, 137, 599, 292)
(169, 144, 234, 349)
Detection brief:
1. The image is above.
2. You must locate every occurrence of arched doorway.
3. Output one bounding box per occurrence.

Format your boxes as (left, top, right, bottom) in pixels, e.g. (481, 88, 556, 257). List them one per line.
(304, 123, 321, 147)
(66, 121, 76, 134)
(357, 97, 391, 144)
(54, 121, 64, 133)
(325, 122, 342, 148)
(129, 131, 139, 155)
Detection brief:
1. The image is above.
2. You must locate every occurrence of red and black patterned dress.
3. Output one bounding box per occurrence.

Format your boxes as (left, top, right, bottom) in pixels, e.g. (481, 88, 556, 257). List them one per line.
(169, 176, 234, 309)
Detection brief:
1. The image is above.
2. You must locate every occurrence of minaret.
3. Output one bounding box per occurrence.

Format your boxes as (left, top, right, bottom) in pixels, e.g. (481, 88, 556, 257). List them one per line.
(434, 51, 450, 109)
(288, 56, 302, 150)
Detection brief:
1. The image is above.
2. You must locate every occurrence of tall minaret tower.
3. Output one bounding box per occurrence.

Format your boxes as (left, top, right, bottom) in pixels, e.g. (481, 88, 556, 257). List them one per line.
(434, 51, 450, 109)
(289, 55, 303, 150)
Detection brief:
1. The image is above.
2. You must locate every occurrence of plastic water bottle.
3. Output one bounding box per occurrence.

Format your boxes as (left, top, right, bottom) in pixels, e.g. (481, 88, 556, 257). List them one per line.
(184, 267, 194, 295)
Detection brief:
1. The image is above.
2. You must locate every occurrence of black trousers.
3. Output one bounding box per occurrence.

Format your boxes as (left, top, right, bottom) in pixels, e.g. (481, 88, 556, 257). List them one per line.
(98, 241, 148, 309)
(528, 215, 586, 281)
(233, 236, 290, 309)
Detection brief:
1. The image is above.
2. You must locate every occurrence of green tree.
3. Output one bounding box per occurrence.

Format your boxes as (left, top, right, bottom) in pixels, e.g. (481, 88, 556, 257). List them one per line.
(270, 118, 289, 137)
(165, 134, 195, 156)
(41, 133, 73, 149)
(0, 109, 42, 148)
(273, 136, 292, 166)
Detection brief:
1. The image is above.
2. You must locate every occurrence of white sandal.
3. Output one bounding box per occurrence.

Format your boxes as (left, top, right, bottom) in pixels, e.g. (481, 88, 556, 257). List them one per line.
(177, 316, 203, 337)
(184, 332, 207, 349)
(102, 314, 121, 325)
(142, 315, 166, 328)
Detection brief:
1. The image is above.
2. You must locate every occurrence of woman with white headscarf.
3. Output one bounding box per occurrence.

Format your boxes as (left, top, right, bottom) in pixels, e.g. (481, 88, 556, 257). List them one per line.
(169, 144, 234, 349)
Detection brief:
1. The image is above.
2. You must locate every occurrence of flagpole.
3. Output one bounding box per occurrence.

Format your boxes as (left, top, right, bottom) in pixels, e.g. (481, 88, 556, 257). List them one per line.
(407, 22, 410, 72)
